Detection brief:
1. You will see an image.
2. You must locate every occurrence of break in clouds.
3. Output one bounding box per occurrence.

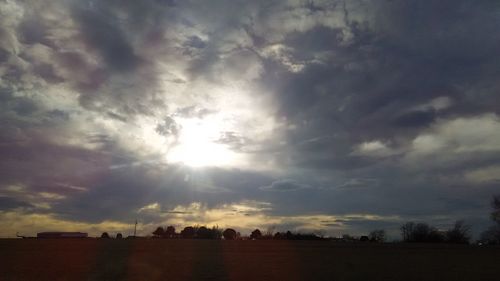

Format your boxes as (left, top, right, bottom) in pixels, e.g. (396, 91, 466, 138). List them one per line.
(1, 0, 500, 238)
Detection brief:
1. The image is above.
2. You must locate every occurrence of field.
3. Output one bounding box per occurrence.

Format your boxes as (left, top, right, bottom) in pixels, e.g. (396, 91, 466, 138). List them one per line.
(1, 239, 500, 281)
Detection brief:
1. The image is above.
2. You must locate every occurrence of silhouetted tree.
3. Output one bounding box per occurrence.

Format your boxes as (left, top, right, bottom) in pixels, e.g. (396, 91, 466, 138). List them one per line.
(359, 236, 369, 242)
(223, 228, 237, 240)
(101, 232, 110, 239)
(446, 220, 470, 244)
(480, 225, 500, 245)
(427, 229, 445, 243)
(342, 234, 357, 242)
(400, 222, 415, 242)
(197, 226, 212, 239)
(181, 226, 195, 238)
(413, 223, 432, 242)
(165, 226, 176, 238)
(263, 227, 275, 239)
(492, 195, 500, 225)
(210, 226, 223, 239)
(401, 222, 444, 243)
(250, 229, 262, 240)
(369, 229, 386, 242)
(152, 227, 165, 238)
(272, 230, 322, 240)
(415, 223, 444, 242)
(480, 195, 500, 244)
(116, 233, 123, 239)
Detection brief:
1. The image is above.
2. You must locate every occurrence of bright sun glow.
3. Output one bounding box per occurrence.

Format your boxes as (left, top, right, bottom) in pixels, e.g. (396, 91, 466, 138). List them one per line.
(166, 117, 238, 167)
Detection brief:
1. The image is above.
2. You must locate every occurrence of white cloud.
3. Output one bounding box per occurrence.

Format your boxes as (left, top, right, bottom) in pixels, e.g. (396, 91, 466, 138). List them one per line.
(138, 202, 161, 213)
(409, 113, 500, 156)
(352, 140, 397, 157)
(403, 113, 500, 172)
(464, 166, 500, 184)
(38, 192, 66, 200)
(413, 96, 453, 112)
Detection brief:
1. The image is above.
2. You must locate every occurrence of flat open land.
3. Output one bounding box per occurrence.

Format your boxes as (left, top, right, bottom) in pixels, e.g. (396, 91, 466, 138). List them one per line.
(1, 239, 499, 281)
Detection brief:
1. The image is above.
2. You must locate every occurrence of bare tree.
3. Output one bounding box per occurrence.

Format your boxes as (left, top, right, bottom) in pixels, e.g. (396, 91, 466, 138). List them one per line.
(480, 225, 500, 244)
(400, 222, 444, 243)
(400, 222, 415, 242)
(369, 229, 386, 243)
(445, 220, 470, 244)
(491, 195, 500, 225)
(480, 195, 500, 244)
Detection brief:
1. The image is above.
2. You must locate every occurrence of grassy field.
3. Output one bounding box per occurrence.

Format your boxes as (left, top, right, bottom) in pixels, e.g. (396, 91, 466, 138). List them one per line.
(1, 239, 499, 281)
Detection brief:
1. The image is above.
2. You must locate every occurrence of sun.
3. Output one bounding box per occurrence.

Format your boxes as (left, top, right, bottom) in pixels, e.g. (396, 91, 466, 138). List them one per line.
(166, 117, 238, 168)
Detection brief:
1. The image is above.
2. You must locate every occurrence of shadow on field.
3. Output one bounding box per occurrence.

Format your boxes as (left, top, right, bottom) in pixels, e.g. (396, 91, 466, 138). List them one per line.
(189, 240, 228, 281)
(2, 239, 500, 281)
(222, 240, 302, 281)
(88, 239, 133, 280)
(124, 239, 229, 281)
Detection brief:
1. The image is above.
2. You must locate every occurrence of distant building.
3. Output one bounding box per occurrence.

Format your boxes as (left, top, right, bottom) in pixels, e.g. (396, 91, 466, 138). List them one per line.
(37, 232, 88, 238)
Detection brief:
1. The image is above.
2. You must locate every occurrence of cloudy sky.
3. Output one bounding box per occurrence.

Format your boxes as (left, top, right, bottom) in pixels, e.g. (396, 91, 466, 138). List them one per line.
(1, 0, 500, 238)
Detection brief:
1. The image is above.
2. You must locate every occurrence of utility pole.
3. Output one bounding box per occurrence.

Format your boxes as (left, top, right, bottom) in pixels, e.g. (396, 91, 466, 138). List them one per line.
(133, 219, 137, 238)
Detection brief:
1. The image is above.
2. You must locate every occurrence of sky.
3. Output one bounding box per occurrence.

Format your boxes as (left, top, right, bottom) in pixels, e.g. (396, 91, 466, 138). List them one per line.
(1, 0, 500, 239)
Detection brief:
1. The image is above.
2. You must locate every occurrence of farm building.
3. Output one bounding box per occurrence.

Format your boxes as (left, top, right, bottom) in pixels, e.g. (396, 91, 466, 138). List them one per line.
(37, 232, 88, 238)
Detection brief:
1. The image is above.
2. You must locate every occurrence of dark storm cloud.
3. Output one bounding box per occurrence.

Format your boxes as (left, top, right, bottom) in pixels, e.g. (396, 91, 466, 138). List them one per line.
(335, 178, 379, 189)
(0, 197, 33, 211)
(73, 5, 140, 72)
(17, 17, 47, 45)
(261, 0, 500, 180)
(259, 179, 310, 192)
(392, 110, 436, 128)
(183, 35, 207, 51)
(5, 0, 176, 119)
(50, 165, 274, 224)
(32, 63, 64, 84)
(50, 166, 160, 223)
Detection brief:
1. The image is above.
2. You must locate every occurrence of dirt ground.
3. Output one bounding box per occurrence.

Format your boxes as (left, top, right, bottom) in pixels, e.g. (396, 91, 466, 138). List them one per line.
(1, 239, 499, 281)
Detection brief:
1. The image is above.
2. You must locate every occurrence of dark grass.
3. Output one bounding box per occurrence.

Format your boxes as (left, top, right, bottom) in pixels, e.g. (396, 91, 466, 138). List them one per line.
(1, 239, 499, 281)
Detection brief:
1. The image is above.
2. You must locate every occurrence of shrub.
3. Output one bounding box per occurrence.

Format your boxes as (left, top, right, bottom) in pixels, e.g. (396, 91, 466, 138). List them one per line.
(223, 228, 237, 240)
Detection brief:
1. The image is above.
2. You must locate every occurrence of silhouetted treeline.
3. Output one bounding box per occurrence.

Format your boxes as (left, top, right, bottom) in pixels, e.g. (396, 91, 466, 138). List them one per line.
(150, 226, 325, 240)
(152, 225, 223, 239)
(272, 231, 323, 240)
(400, 220, 471, 244)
